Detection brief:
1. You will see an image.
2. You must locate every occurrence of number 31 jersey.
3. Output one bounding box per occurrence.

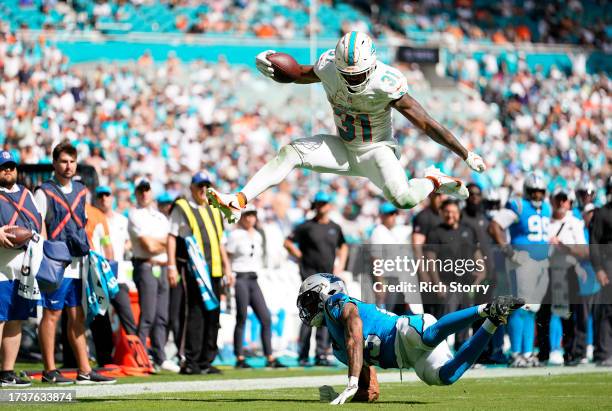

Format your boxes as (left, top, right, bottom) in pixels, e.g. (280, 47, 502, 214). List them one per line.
(314, 49, 409, 150)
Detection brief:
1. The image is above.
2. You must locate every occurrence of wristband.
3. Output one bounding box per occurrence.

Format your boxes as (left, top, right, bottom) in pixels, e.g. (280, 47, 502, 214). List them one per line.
(167, 265, 177, 270)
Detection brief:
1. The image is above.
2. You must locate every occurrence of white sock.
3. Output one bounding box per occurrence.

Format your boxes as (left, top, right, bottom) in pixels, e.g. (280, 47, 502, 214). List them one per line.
(405, 178, 435, 204)
(477, 304, 488, 317)
(482, 319, 497, 334)
(241, 145, 302, 202)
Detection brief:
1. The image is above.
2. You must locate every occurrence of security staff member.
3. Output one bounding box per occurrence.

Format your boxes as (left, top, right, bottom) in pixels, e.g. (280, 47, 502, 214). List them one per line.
(226, 204, 286, 369)
(34, 141, 115, 384)
(0, 151, 42, 387)
(128, 178, 178, 373)
(167, 171, 231, 375)
(590, 175, 612, 367)
(284, 191, 348, 366)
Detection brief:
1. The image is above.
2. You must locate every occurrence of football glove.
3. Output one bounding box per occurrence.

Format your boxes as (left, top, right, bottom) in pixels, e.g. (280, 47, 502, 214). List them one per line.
(330, 376, 359, 405)
(255, 50, 276, 79)
(465, 151, 486, 173)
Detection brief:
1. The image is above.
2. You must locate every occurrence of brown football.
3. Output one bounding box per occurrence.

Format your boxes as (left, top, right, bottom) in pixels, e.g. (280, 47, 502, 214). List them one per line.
(267, 52, 301, 83)
(6, 226, 33, 248)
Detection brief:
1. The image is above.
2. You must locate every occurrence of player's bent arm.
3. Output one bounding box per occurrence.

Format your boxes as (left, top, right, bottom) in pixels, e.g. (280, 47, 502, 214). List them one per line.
(341, 302, 363, 379)
(391, 94, 468, 160)
(294, 65, 321, 84)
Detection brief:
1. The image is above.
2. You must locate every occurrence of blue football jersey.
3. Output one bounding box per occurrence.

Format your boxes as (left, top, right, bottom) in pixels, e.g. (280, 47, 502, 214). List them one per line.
(507, 198, 551, 260)
(323, 293, 399, 369)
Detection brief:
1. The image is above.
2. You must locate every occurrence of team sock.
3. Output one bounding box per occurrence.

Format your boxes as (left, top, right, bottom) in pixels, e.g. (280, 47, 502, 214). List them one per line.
(422, 306, 481, 348)
(406, 178, 435, 203)
(438, 320, 496, 385)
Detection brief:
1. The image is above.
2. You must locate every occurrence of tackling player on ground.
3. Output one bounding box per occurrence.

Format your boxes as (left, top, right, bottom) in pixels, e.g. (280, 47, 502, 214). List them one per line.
(207, 31, 486, 223)
(297, 274, 524, 404)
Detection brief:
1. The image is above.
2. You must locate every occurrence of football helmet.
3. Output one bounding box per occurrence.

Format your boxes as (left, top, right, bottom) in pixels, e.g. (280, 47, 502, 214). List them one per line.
(297, 273, 347, 327)
(575, 180, 596, 209)
(523, 172, 547, 208)
(334, 31, 377, 94)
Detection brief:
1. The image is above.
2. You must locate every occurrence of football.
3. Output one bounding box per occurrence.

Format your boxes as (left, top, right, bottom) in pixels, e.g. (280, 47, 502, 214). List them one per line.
(268, 52, 301, 83)
(6, 226, 33, 248)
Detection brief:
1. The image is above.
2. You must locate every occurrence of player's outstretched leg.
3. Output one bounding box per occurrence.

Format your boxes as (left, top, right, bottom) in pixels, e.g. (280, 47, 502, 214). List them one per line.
(206, 144, 303, 223)
(437, 296, 525, 385)
(422, 296, 524, 348)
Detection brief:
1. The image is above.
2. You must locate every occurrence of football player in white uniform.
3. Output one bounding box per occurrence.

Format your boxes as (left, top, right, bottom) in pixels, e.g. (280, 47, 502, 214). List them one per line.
(207, 31, 486, 223)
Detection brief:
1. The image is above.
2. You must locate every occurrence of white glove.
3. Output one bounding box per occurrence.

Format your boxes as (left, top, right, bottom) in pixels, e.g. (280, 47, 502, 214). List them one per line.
(465, 151, 486, 173)
(330, 376, 359, 405)
(255, 50, 276, 79)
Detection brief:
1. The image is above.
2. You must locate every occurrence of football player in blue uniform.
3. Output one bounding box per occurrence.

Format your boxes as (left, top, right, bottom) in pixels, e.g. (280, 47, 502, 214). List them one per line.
(489, 172, 552, 367)
(297, 273, 524, 404)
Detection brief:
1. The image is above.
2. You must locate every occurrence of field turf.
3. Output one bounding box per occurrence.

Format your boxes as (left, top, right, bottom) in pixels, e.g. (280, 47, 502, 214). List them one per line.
(6, 371, 612, 410)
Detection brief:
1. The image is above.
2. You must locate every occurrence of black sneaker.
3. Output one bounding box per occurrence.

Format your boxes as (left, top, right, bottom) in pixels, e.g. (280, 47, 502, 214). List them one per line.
(41, 369, 75, 385)
(265, 359, 288, 368)
(201, 366, 222, 375)
(76, 370, 116, 385)
(0, 370, 31, 387)
(483, 296, 525, 326)
(235, 359, 252, 369)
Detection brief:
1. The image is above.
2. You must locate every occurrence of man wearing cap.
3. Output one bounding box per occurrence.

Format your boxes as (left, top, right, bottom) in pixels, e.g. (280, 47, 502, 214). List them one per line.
(95, 185, 136, 336)
(545, 187, 590, 365)
(284, 191, 348, 366)
(167, 171, 231, 375)
(0, 150, 42, 386)
(369, 202, 420, 315)
(128, 177, 178, 373)
(34, 141, 115, 384)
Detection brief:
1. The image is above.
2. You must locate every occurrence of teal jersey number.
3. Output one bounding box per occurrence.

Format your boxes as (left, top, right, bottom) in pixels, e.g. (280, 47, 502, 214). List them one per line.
(333, 107, 372, 143)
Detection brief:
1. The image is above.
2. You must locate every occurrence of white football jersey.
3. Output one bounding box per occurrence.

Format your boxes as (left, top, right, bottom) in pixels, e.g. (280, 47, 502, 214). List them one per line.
(314, 49, 408, 150)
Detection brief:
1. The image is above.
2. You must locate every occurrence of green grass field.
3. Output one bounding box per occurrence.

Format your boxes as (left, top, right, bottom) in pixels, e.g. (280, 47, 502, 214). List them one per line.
(6, 371, 612, 410)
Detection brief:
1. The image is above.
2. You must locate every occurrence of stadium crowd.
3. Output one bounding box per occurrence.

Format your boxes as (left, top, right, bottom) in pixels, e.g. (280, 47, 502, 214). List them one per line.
(0, 26, 610, 385)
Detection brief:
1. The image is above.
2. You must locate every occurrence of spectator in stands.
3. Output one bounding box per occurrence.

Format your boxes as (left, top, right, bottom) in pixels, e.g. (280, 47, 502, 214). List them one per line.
(226, 204, 286, 369)
(35, 141, 115, 384)
(128, 178, 178, 373)
(0, 151, 40, 387)
(167, 171, 231, 375)
(284, 191, 348, 366)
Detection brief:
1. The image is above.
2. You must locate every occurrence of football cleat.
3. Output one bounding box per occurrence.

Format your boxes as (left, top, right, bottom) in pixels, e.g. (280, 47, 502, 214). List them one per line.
(424, 166, 469, 200)
(206, 188, 243, 224)
(483, 295, 525, 326)
(508, 353, 528, 368)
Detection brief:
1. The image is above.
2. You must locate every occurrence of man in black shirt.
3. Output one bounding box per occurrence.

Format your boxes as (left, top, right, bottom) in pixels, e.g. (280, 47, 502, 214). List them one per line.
(426, 199, 484, 350)
(590, 176, 612, 366)
(284, 191, 348, 366)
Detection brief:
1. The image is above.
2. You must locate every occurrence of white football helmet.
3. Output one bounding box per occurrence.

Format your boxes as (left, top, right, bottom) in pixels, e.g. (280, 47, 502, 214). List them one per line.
(523, 172, 547, 208)
(297, 273, 347, 327)
(334, 31, 377, 94)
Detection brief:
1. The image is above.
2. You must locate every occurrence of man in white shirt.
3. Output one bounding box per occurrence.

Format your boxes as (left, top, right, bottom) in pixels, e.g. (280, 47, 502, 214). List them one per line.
(127, 178, 177, 373)
(0, 151, 42, 387)
(548, 187, 590, 366)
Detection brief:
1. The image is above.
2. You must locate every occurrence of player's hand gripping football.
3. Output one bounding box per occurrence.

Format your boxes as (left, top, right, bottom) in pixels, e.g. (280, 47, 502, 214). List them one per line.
(465, 151, 486, 173)
(330, 376, 359, 405)
(255, 50, 276, 79)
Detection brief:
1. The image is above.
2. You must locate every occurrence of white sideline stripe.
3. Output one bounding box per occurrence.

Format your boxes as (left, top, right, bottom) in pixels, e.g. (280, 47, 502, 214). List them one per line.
(30, 365, 611, 398)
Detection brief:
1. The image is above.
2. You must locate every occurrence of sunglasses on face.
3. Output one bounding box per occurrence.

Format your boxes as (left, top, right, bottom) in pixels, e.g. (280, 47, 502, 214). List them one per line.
(0, 164, 16, 172)
(97, 193, 112, 198)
